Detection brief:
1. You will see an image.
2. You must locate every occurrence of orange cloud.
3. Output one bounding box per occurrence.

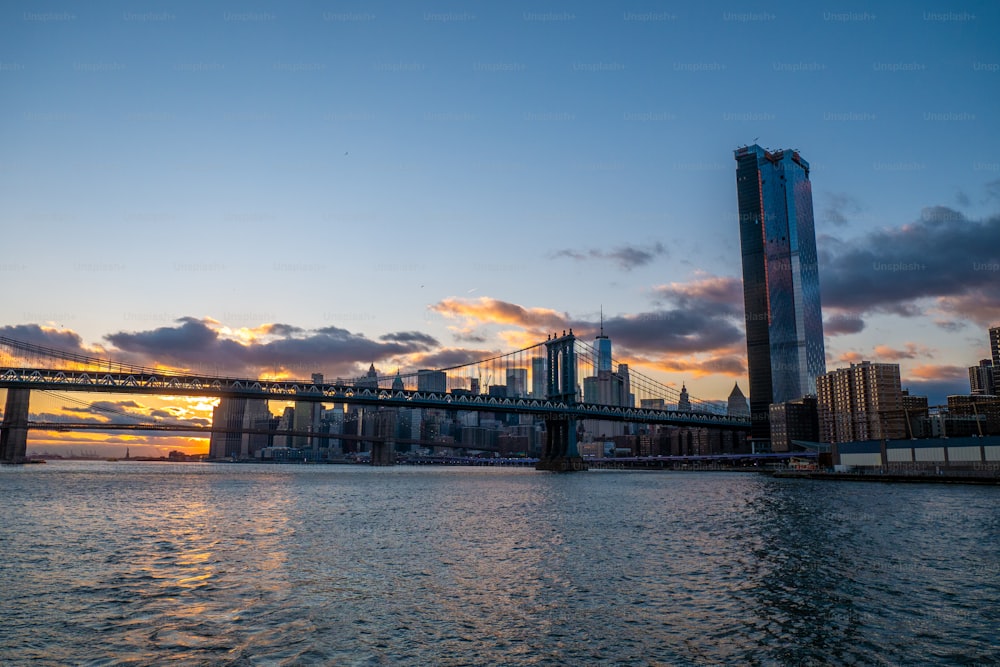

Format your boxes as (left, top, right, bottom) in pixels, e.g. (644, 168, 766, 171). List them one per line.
(430, 297, 568, 331)
(906, 364, 967, 381)
(872, 343, 931, 361)
(632, 354, 747, 378)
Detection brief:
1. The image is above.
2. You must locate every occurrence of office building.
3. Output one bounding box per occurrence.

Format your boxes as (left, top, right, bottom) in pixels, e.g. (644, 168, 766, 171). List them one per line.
(769, 396, 818, 452)
(209, 397, 272, 459)
(816, 361, 904, 444)
(506, 368, 528, 398)
(417, 369, 447, 393)
(735, 144, 826, 444)
(531, 356, 547, 398)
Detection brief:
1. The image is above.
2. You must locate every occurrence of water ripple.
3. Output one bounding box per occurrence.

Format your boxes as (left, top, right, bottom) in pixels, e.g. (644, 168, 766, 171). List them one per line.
(1, 463, 998, 665)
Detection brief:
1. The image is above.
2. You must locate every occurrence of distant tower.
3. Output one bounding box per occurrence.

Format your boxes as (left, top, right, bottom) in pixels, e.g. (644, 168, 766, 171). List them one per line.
(727, 382, 750, 417)
(358, 363, 379, 388)
(594, 307, 612, 373)
(391, 370, 404, 392)
(678, 384, 692, 412)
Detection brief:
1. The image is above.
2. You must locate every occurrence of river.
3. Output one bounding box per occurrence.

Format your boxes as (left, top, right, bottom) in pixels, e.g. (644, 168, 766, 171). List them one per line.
(1, 462, 997, 665)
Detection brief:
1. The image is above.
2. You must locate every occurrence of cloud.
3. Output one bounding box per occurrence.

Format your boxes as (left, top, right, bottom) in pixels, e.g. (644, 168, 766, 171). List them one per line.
(551, 242, 667, 270)
(0, 323, 105, 358)
(643, 355, 747, 377)
(650, 275, 743, 314)
(379, 331, 439, 347)
(104, 318, 449, 378)
(819, 208, 1000, 326)
(872, 343, 931, 361)
(902, 364, 971, 403)
(821, 192, 863, 226)
(906, 364, 967, 382)
(824, 314, 865, 336)
(407, 348, 499, 369)
(430, 298, 568, 332)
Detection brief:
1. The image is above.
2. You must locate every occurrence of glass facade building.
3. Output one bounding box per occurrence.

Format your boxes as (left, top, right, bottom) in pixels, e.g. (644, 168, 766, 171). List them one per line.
(735, 145, 826, 443)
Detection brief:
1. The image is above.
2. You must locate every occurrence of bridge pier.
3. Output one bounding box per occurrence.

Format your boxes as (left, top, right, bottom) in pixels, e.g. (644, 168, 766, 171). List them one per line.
(1, 388, 30, 463)
(370, 438, 395, 466)
(536, 332, 587, 472)
(537, 416, 586, 471)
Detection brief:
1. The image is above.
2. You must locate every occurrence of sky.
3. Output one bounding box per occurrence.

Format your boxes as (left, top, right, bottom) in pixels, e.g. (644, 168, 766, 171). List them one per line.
(2, 0, 999, 454)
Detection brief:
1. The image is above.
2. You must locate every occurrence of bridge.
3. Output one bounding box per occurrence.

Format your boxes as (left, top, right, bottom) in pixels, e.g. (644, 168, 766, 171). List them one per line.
(0, 332, 749, 470)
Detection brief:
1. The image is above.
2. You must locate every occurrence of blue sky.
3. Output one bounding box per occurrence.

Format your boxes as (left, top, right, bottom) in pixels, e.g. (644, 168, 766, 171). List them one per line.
(2, 0, 999, 433)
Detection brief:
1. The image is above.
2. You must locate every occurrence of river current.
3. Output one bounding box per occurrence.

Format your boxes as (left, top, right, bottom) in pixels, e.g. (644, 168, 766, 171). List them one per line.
(0, 462, 997, 666)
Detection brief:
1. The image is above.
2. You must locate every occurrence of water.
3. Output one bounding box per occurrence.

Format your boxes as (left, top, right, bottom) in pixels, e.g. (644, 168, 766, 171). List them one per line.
(1, 462, 997, 666)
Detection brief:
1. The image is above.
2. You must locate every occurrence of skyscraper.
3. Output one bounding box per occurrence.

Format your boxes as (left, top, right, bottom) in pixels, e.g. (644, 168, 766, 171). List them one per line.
(991, 326, 1000, 394)
(735, 144, 826, 444)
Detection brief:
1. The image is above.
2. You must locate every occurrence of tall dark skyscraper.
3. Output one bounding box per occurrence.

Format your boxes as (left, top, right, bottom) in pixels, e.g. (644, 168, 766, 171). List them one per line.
(989, 326, 1000, 394)
(735, 145, 826, 444)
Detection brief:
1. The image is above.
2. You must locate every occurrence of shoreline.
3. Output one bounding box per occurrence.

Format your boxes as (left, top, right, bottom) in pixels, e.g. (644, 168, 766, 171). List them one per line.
(771, 470, 1000, 485)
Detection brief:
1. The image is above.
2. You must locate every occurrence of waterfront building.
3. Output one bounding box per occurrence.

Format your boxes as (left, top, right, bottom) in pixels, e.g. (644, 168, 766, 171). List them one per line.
(734, 145, 826, 444)
(901, 389, 929, 438)
(969, 359, 995, 395)
(769, 396, 818, 452)
(816, 361, 904, 444)
(209, 397, 272, 459)
(947, 394, 1000, 435)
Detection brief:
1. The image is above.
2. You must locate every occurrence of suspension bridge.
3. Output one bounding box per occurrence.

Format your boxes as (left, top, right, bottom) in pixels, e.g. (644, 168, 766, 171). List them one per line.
(0, 333, 749, 470)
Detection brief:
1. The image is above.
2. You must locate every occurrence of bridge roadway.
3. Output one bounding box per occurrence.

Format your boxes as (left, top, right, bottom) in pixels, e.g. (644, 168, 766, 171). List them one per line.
(0, 366, 750, 428)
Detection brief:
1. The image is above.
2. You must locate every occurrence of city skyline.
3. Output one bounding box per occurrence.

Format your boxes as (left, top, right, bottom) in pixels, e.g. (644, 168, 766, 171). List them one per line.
(2, 0, 999, 455)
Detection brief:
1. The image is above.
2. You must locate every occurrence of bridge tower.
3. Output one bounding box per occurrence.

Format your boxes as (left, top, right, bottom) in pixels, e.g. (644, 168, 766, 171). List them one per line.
(537, 331, 587, 472)
(1, 388, 30, 463)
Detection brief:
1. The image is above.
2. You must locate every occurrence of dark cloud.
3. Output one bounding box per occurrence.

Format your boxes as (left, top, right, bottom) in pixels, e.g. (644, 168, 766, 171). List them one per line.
(824, 314, 865, 336)
(597, 310, 745, 356)
(819, 208, 1000, 325)
(0, 324, 98, 357)
(262, 323, 303, 337)
(453, 332, 487, 344)
(105, 318, 449, 377)
(379, 331, 439, 347)
(410, 348, 498, 370)
(551, 242, 667, 270)
(650, 276, 743, 317)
